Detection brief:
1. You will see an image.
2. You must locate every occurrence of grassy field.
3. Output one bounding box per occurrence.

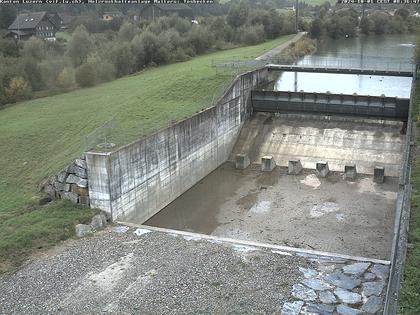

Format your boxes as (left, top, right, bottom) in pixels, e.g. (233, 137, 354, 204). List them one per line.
(0, 34, 294, 272)
(399, 82, 420, 314)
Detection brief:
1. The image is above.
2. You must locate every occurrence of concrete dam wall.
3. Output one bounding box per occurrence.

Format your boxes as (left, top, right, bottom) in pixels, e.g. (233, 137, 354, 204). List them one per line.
(85, 68, 270, 222)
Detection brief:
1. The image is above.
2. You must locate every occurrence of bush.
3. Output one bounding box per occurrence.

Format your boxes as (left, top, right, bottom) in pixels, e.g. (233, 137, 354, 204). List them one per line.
(75, 63, 96, 87)
(57, 67, 75, 89)
(5, 77, 31, 103)
(239, 24, 265, 46)
(186, 26, 213, 54)
(67, 25, 93, 66)
(118, 21, 139, 42)
(22, 37, 47, 60)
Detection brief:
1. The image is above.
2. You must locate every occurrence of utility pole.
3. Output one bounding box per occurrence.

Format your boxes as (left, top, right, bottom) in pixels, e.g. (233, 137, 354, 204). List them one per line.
(295, 0, 299, 33)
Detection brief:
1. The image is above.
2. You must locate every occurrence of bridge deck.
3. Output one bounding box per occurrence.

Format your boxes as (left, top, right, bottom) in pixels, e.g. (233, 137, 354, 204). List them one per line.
(267, 64, 414, 78)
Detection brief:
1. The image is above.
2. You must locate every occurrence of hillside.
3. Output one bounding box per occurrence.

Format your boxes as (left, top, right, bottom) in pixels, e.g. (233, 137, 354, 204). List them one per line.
(0, 34, 294, 272)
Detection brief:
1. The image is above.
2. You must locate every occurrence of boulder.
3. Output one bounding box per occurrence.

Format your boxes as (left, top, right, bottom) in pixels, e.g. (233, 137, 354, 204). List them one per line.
(343, 262, 370, 275)
(66, 174, 88, 188)
(292, 284, 317, 301)
(91, 215, 104, 230)
(362, 296, 383, 314)
(75, 224, 93, 237)
(54, 181, 70, 192)
(337, 304, 362, 315)
(281, 301, 304, 315)
(75, 158, 87, 169)
(68, 165, 87, 179)
(334, 288, 362, 304)
(56, 171, 67, 183)
(60, 191, 79, 204)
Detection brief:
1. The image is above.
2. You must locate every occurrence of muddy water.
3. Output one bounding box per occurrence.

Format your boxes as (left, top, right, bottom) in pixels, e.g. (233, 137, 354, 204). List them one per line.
(145, 163, 398, 259)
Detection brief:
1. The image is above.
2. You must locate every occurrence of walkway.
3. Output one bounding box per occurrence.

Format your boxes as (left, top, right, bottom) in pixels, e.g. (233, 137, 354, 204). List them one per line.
(256, 32, 306, 61)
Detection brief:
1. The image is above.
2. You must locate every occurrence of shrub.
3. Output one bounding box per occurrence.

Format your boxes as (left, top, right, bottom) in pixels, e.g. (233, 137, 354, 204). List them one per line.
(67, 25, 93, 66)
(75, 63, 96, 87)
(57, 67, 75, 89)
(5, 77, 31, 103)
(239, 24, 265, 46)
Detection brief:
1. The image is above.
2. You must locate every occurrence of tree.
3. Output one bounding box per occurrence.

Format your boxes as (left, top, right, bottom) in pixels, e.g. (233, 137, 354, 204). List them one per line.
(309, 18, 323, 39)
(395, 8, 410, 20)
(57, 67, 75, 89)
(118, 22, 139, 42)
(5, 77, 31, 103)
(110, 42, 135, 77)
(0, 5, 17, 30)
(75, 63, 96, 87)
(227, 1, 249, 28)
(67, 25, 93, 66)
(22, 37, 47, 60)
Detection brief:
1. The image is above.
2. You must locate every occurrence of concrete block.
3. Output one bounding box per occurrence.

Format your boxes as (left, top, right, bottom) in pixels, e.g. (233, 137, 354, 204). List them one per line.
(374, 166, 385, 183)
(316, 161, 329, 178)
(235, 154, 250, 170)
(288, 160, 303, 175)
(262, 156, 276, 172)
(344, 164, 357, 181)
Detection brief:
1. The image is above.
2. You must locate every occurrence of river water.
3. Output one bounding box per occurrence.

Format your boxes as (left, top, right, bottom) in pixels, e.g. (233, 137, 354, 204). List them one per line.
(274, 34, 416, 98)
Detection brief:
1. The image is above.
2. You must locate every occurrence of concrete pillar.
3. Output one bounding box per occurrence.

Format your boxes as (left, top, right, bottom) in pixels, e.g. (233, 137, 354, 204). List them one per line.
(235, 154, 250, 170)
(288, 159, 303, 175)
(374, 166, 385, 183)
(261, 156, 276, 172)
(316, 161, 329, 178)
(344, 164, 357, 181)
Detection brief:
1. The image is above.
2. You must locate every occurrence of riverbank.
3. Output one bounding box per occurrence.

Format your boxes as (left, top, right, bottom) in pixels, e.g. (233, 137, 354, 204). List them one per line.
(255, 32, 306, 61)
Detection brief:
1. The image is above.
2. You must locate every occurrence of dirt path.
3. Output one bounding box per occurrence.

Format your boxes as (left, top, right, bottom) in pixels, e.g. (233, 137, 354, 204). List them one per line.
(256, 32, 306, 61)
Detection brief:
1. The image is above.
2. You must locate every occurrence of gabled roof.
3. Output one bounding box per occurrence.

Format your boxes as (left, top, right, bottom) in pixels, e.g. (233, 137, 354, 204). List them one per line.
(57, 13, 74, 25)
(8, 11, 48, 30)
(153, 4, 192, 11)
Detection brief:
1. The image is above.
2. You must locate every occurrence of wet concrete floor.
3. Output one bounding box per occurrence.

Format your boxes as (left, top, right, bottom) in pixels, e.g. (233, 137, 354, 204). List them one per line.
(145, 163, 397, 260)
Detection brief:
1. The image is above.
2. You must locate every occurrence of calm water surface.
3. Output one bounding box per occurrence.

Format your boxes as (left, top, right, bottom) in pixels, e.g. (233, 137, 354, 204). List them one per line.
(274, 34, 416, 98)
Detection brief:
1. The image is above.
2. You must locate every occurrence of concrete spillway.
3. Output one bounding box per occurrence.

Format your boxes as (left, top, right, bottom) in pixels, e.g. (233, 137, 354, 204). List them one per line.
(230, 112, 405, 177)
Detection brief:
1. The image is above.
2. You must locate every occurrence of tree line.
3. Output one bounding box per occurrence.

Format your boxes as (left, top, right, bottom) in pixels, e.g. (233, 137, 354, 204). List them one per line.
(0, 3, 299, 106)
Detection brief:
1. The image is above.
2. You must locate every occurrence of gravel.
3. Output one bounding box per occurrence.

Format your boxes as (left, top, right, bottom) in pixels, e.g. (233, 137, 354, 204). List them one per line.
(0, 228, 308, 314)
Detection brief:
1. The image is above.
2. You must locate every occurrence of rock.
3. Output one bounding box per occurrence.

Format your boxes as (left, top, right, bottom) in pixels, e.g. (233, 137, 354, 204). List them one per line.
(71, 184, 89, 196)
(325, 272, 361, 290)
(75, 158, 87, 169)
(281, 301, 304, 315)
(343, 262, 370, 275)
(291, 283, 317, 301)
(319, 290, 337, 304)
(362, 280, 385, 297)
(299, 267, 318, 278)
(100, 212, 108, 226)
(371, 264, 390, 280)
(112, 226, 130, 234)
(43, 184, 56, 197)
(68, 165, 87, 179)
(56, 171, 67, 183)
(79, 196, 90, 206)
(75, 224, 93, 237)
(304, 303, 334, 315)
(38, 196, 52, 206)
(362, 296, 383, 313)
(60, 191, 79, 203)
(364, 273, 376, 281)
(302, 278, 333, 291)
(334, 288, 362, 304)
(337, 304, 362, 315)
(54, 181, 70, 192)
(91, 215, 104, 230)
(66, 174, 88, 188)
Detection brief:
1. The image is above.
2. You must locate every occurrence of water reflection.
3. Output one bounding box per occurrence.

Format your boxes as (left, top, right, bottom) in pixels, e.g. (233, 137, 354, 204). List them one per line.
(274, 35, 415, 98)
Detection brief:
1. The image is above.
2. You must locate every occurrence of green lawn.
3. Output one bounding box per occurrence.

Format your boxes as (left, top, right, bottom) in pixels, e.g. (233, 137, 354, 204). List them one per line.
(399, 82, 420, 314)
(0, 34, 294, 272)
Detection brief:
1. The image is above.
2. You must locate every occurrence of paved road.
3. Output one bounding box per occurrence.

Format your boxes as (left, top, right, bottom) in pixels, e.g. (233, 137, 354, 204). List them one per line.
(256, 32, 306, 61)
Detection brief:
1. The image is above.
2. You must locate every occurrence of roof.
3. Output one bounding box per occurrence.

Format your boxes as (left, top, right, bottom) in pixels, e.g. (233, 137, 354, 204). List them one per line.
(8, 11, 48, 30)
(103, 11, 123, 17)
(153, 4, 192, 11)
(57, 13, 75, 25)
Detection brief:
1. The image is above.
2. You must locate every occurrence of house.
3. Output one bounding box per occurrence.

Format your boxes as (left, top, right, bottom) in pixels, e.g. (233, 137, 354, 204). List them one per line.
(139, 4, 194, 20)
(103, 11, 123, 21)
(8, 11, 59, 40)
(57, 13, 75, 30)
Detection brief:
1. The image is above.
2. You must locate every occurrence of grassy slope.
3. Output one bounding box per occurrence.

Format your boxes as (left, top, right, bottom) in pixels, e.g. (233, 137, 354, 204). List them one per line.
(0, 35, 293, 272)
(399, 82, 420, 314)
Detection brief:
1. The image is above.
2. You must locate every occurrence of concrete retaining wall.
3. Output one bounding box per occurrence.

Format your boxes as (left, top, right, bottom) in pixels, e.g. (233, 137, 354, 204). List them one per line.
(86, 68, 270, 222)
